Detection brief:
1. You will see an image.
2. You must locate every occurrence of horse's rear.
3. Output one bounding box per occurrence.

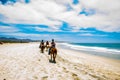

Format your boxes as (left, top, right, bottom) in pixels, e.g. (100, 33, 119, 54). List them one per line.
(50, 47, 57, 63)
(39, 45, 45, 53)
(42, 46, 45, 53)
(45, 45, 50, 52)
(0, 42, 3, 45)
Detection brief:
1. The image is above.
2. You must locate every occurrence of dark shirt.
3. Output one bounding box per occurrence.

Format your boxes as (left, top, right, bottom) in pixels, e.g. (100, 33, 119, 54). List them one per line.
(40, 42, 44, 47)
(46, 42, 49, 45)
(51, 41, 55, 47)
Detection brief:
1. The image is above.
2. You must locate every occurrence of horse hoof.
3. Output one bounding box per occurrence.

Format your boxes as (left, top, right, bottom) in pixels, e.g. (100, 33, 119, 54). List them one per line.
(49, 60, 52, 62)
(53, 60, 56, 63)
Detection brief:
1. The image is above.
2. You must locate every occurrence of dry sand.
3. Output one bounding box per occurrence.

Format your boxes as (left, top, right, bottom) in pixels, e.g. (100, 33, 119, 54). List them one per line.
(0, 42, 120, 80)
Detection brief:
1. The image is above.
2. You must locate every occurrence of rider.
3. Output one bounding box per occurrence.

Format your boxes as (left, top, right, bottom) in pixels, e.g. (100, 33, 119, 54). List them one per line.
(46, 41, 49, 47)
(39, 40, 44, 48)
(48, 39, 56, 55)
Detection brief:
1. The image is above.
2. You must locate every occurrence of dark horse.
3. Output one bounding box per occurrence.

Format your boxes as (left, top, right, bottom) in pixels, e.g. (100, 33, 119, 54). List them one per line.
(0, 42, 3, 45)
(39, 43, 45, 53)
(49, 47, 57, 63)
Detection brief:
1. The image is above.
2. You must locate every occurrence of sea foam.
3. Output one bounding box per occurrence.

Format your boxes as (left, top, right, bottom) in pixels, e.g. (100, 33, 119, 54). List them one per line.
(60, 43, 120, 54)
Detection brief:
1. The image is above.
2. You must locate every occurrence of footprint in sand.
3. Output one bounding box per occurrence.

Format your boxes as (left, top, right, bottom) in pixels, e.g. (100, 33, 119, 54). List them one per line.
(63, 67, 69, 73)
(42, 76, 48, 80)
(38, 59, 41, 61)
(33, 76, 38, 79)
(72, 73, 80, 80)
(89, 74, 105, 80)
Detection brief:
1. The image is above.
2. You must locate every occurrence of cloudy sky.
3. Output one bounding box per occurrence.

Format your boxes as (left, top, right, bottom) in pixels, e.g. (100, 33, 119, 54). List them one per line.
(0, 0, 120, 43)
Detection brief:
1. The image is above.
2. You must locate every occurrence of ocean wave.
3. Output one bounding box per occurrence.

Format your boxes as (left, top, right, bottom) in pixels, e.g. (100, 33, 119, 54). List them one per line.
(60, 43, 120, 54)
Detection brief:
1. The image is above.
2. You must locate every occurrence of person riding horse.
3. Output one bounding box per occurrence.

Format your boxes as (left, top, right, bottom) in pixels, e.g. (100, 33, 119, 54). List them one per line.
(48, 39, 57, 63)
(48, 39, 55, 55)
(0, 42, 3, 45)
(45, 41, 49, 51)
(39, 40, 45, 53)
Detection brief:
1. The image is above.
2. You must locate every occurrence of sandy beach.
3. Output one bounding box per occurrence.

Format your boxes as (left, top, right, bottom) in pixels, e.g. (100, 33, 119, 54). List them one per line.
(0, 42, 120, 80)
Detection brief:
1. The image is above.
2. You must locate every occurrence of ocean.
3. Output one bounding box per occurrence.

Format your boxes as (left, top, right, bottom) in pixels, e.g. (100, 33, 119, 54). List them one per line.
(71, 43, 120, 50)
(60, 43, 120, 60)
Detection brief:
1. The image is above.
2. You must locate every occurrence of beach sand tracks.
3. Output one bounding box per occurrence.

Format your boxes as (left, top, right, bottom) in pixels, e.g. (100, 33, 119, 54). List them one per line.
(56, 55, 92, 79)
(0, 43, 120, 80)
(42, 76, 48, 80)
(0, 66, 10, 80)
(56, 52, 120, 80)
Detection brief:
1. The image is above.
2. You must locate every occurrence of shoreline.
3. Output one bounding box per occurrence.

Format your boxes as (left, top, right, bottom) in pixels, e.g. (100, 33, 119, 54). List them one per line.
(57, 44, 120, 68)
(57, 43, 120, 60)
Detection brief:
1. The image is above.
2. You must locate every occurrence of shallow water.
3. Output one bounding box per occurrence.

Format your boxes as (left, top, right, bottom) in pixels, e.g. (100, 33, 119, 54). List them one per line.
(59, 43, 120, 60)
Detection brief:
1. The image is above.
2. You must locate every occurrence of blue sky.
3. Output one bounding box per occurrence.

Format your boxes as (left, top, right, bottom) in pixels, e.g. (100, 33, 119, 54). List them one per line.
(0, 0, 120, 43)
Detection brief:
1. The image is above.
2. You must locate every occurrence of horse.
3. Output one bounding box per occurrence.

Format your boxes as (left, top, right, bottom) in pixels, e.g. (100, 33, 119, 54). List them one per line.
(39, 44, 45, 53)
(0, 42, 3, 45)
(49, 47, 57, 63)
(45, 45, 50, 52)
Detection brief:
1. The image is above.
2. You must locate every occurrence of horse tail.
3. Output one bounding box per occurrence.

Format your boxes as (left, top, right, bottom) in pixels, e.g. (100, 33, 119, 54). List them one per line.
(54, 48, 57, 55)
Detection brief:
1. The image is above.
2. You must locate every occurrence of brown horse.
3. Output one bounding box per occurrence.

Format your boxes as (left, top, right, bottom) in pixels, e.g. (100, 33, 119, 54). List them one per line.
(45, 45, 50, 52)
(49, 47, 57, 63)
(0, 42, 3, 45)
(39, 44, 45, 53)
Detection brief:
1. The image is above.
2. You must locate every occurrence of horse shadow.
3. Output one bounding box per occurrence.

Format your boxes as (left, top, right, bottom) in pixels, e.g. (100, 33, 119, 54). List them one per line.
(49, 59, 56, 64)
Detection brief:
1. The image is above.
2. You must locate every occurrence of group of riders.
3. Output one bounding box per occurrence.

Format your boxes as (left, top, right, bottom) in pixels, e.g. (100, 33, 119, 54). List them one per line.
(39, 39, 57, 63)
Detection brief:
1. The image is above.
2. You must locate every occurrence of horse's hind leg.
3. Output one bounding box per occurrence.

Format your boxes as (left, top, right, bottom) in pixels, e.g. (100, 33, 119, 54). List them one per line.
(50, 53, 53, 61)
(54, 50, 57, 63)
(53, 53, 57, 63)
(43, 49, 44, 53)
(42, 49, 43, 53)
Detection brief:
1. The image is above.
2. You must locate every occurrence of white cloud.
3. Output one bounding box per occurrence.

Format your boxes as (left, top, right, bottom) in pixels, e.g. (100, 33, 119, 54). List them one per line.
(79, 33, 107, 37)
(9, 33, 41, 37)
(35, 26, 61, 32)
(0, 0, 63, 28)
(1, 32, 51, 39)
(0, 26, 19, 32)
(78, 0, 120, 32)
(2, 32, 62, 40)
(0, 0, 120, 32)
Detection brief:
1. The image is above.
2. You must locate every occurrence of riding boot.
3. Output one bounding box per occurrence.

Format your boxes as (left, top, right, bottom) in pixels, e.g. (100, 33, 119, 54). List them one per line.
(48, 47, 51, 55)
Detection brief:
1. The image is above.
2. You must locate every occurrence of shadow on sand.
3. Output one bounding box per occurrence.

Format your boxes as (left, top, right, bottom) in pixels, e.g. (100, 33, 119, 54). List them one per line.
(49, 59, 56, 64)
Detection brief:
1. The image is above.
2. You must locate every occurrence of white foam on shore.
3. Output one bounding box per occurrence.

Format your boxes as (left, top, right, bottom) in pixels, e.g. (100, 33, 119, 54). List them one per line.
(60, 43, 120, 54)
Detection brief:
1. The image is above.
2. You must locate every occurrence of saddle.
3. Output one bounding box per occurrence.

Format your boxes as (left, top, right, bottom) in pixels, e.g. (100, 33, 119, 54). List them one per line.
(39, 44, 44, 48)
(49, 47, 57, 54)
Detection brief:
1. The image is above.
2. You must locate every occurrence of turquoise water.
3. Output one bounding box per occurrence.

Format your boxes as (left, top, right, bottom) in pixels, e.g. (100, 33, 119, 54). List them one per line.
(60, 43, 120, 60)
(70, 43, 120, 50)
